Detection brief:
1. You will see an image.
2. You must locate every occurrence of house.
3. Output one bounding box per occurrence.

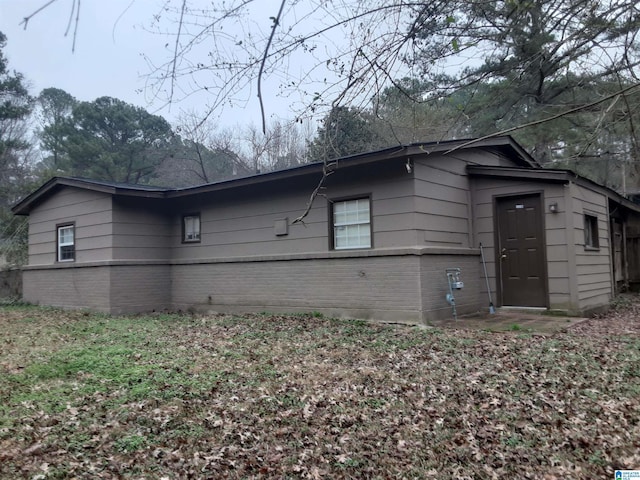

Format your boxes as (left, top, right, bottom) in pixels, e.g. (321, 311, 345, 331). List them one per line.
(11, 136, 640, 323)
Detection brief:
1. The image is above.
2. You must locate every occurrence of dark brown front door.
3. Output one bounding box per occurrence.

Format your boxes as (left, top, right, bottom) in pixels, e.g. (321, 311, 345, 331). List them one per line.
(496, 194, 547, 307)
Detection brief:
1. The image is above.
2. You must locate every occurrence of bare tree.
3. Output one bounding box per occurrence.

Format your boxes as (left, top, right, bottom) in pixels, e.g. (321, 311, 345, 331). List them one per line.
(18, 1, 640, 137)
(243, 119, 311, 172)
(16, 0, 640, 207)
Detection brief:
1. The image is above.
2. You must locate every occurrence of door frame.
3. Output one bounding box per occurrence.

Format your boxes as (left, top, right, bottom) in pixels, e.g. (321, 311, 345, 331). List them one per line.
(493, 191, 550, 308)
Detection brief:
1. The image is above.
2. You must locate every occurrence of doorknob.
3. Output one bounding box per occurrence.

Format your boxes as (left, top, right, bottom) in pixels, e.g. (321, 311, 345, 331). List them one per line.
(500, 248, 508, 260)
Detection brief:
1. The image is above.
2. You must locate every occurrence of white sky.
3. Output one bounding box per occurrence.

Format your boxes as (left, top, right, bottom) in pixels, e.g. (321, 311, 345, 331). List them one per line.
(0, 0, 293, 126)
(0, 1, 434, 131)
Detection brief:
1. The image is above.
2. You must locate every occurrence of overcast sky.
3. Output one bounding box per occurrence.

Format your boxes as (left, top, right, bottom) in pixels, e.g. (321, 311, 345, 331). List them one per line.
(0, 1, 294, 126)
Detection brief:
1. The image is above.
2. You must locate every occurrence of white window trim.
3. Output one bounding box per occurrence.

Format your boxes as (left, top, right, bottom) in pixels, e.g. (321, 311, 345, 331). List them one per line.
(183, 214, 201, 243)
(332, 197, 372, 250)
(57, 225, 75, 262)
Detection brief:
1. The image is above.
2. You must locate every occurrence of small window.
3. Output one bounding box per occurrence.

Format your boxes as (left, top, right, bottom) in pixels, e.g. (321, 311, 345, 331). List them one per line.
(331, 197, 371, 249)
(182, 214, 201, 243)
(57, 224, 75, 262)
(584, 214, 599, 249)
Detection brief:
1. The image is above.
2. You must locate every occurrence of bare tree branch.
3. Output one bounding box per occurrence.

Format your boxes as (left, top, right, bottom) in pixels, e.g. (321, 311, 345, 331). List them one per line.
(258, 0, 286, 134)
(71, 0, 81, 53)
(20, 0, 58, 30)
(169, 0, 188, 104)
(292, 160, 336, 225)
(21, 0, 82, 52)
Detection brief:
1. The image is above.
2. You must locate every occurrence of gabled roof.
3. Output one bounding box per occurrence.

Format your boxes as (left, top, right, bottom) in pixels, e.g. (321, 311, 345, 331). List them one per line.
(12, 136, 537, 215)
(12, 176, 171, 215)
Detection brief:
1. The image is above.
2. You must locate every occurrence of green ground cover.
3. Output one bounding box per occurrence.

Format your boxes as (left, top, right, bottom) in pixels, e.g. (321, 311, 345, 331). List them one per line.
(1, 303, 638, 479)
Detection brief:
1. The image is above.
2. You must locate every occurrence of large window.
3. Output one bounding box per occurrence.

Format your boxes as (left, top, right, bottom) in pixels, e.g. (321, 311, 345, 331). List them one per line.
(331, 197, 371, 249)
(182, 214, 201, 243)
(584, 214, 599, 249)
(57, 224, 75, 262)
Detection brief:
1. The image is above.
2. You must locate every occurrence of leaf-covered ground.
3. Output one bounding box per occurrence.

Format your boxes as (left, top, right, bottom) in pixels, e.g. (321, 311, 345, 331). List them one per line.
(0, 302, 639, 479)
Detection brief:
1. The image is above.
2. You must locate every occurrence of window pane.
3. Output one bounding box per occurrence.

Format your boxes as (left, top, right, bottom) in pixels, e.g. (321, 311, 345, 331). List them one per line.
(60, 245, 75, 261)
(58, 225, 75, 261)
(584, 214, 598, 248)
(184, 215, 201, 241)
(333, 200, 371, 249)
(59, 227, 74, 244)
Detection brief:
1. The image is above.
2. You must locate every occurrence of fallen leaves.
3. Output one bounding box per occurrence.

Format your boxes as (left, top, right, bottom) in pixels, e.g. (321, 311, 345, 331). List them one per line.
(0, 305, 639, 478)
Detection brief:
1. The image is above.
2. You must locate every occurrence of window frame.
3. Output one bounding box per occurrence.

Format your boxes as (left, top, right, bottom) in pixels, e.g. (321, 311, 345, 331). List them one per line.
(329, 195, 373, 250)
(584, 213, 600, 250)
(56, 223, 76, 262)
(182, 213, 201, 243)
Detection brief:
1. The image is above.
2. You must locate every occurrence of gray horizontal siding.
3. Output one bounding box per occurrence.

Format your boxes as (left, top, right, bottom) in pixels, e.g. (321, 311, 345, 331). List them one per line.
(570, 183, 612, 309)
(172, 166, 417, 259)
(414, 154, 471, 247)
(112, 198, 171, 261)
(27, 187, 113, 265)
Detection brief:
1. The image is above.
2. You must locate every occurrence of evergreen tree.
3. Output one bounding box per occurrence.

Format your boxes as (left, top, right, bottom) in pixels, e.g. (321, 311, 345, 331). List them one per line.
(0, 31, 35, 265)
(48, 96, 173, 184)
(37, 87, 77, 170)
(307, 107, 381, 162)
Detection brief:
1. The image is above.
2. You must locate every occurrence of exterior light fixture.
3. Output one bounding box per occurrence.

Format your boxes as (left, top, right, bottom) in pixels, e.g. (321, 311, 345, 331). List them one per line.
(549, 202, 559, 213)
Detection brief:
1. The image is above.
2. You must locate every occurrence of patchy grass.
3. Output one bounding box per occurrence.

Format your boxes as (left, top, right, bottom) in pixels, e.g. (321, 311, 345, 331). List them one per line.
(1, 304, 639, 479)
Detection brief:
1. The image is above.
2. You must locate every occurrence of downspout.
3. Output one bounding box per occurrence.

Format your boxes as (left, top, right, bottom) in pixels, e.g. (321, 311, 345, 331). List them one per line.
(564, 181, 579, 312)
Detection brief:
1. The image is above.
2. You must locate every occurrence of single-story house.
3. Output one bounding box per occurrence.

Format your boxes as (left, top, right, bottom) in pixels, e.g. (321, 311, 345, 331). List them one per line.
(12, 136, 640, 323)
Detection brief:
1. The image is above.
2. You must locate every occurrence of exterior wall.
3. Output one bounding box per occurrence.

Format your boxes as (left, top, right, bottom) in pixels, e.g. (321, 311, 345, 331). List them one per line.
(470, 178, 572, 311)
(18, 156, 493, 321)
(22, 265, 111, 312)
(171, 178, 330, 260)
(328, 163, 417, 249)
(569, 183, 612, 311)
(23, 192, 172, 315)
(171, 252, 424, 323)
(167, 159, 486, 323)
(112, 198, 171, 260)
(420, 253, 482, 322)
(22, 150, 619, 320)
(109, 264, 171, 314)
(27, 187, 113, 265)
(414, 154, 472, 248)
(22, 262, 171, 314)
(413, 150, 525, 248)
(170, 162, 417, 260)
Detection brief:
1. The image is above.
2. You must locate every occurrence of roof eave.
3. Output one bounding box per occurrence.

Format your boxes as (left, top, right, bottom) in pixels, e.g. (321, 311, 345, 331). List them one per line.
(11, 177, 167, 215)
(467, 165, 570, 182)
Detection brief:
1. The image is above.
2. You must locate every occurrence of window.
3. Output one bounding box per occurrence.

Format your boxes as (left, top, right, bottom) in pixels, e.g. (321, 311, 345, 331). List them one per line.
(584, 214, 599, 249)
(331, 197, 371, 249)
(57, 224, 75, 262)
(182, 214, 201, 243)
